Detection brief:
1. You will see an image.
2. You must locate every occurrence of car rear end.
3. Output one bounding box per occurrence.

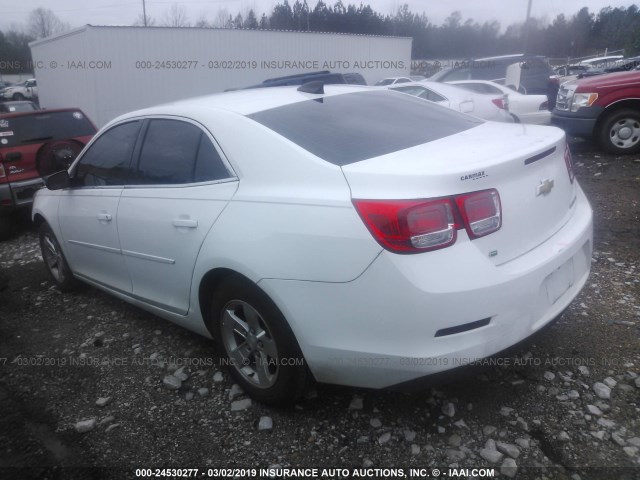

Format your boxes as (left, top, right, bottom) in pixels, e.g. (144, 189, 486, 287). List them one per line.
(0, 109, 96, 224)
(251, 88, 592, 388)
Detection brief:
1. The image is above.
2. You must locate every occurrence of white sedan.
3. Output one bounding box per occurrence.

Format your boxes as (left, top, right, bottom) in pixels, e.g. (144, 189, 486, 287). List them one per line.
(33, 85, 592, 405)
(448, 80, 551, 125)
(388, 81, 514, 123)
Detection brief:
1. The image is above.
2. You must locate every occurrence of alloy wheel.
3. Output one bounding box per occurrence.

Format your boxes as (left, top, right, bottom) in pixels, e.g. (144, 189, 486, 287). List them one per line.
(220, 300, 279, 389)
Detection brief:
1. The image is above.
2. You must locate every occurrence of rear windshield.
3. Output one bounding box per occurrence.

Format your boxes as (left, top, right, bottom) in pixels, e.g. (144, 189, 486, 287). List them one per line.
(0, 103, 37, 113)
(0, 110, 96, 148)
(248, 90, 481, 165)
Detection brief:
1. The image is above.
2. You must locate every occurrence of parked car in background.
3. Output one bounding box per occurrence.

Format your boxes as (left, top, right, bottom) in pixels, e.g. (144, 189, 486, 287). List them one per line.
(2, 79, 38, 101)
(242, 70, 366, 89)
(33, 85, 592, 404)
(449, 80, 551, 125)
(0, 108, 96, 240)
(552, 70, 640, 154)
(605, 56, 640, 73)
(375, 77, 412, 86)
(430, 54, 558, 108)
(0, 101, 39, 114)
(552, 56, 631, 84)
(388, 81, 514, 123)
(574, 55, 624, 70)
(0, 80, 14, 94)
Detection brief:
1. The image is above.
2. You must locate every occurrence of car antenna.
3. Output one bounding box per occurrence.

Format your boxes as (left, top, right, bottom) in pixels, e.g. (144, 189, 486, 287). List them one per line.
(297, 81, 324, 95)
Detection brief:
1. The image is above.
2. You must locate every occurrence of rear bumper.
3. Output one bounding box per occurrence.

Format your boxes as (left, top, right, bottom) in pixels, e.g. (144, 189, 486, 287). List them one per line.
(260, 185, 593, 389)
(519, 110, 551, 125)
(0, 177, 45, 215)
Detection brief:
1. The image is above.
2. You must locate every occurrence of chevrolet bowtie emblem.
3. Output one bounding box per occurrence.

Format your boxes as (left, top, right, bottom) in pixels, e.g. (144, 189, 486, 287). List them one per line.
(536, 179, 554, 196)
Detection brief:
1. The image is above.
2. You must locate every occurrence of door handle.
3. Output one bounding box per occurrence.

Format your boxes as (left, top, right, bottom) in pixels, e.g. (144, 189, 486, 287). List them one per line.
(97, 212, 112, 222)
(172, 218, 198, 228)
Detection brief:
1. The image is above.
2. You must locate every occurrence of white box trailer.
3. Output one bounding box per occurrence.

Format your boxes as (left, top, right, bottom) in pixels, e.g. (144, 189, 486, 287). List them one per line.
(30, 25, 411, 127)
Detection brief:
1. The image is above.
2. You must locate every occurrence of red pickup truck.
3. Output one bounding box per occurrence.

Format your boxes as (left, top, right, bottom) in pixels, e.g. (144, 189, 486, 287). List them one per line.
(552, 70, 640, 154)
(0, 108, 96, 239)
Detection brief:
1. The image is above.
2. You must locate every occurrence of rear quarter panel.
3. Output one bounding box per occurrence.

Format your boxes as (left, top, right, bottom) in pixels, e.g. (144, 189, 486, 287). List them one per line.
(191, 112, 382, 284)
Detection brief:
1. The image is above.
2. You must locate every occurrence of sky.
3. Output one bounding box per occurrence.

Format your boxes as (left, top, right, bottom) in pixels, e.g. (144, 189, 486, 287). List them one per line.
(1, 0, 636, 32)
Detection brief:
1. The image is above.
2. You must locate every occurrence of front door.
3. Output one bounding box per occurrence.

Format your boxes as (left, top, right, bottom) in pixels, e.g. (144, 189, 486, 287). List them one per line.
(58, 120, 142, 292)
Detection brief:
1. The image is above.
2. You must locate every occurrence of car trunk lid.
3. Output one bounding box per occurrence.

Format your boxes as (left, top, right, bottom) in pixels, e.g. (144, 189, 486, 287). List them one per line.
(341, 122, 576, 265)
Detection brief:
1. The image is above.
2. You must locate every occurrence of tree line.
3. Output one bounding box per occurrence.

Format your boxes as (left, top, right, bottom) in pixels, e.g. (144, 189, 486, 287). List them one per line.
(2, 3, 640, 74)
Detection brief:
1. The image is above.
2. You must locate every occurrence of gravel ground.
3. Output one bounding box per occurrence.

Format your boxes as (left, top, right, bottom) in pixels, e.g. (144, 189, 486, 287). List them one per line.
(0, 139, 639, 480)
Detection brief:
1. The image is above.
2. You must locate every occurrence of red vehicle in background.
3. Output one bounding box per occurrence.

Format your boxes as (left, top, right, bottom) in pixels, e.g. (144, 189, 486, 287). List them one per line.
(552, 70, 640, 154)
(0, 108, 96, 239)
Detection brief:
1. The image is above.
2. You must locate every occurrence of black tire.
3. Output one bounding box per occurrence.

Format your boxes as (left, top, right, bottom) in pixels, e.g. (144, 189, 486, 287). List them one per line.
(598, 108, 640, 154)
(38, 222, 79, 292)
(12, 93, 24, 100)
(209, 276, 308, 406)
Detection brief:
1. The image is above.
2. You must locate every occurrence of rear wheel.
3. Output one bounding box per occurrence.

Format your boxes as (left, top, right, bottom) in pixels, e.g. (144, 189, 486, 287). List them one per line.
(39, 222, 78, 291)
(12, 93, 25, 100)
(598, 109, 640, 154)
(209, 276, 308, 406)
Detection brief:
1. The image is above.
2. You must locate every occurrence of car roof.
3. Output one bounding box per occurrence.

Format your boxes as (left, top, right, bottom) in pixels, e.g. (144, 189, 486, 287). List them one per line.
(1, 101, 35, 105)
(0, 107, 83, 119)
(475, 54, 547, 63)
(113, 84, 376, 122)
(576, 55, 623, 64)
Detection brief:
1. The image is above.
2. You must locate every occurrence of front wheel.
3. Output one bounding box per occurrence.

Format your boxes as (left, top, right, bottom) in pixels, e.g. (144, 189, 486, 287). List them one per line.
(39, 223, 79, 292)
(209, 276, 308, 406)
(12, 93, 25, 100)
(598, 109, 640, 154)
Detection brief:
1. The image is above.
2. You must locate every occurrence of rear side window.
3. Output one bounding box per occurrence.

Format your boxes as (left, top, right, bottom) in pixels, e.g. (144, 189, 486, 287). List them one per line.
(0, 110, 95, 148)
(75, 121, 141, 187)
(394, 86, 447, 103)
(457, 83, 502, 95)
(440, 68, 471, 81)
(249, 90, 481, 166)
(132, 119, 229, 185)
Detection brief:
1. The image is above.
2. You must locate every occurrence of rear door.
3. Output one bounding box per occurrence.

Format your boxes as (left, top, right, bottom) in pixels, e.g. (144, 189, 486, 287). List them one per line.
(117, 117, 237, 315)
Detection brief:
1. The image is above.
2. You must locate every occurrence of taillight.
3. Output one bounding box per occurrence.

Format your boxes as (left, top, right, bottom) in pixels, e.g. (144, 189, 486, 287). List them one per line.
(539, 101, 549, 111)
(564, 144, 574, 183)
(454, 190, 502, 239)
(491, 98, 507, 110)
(353, 189, 501, 254)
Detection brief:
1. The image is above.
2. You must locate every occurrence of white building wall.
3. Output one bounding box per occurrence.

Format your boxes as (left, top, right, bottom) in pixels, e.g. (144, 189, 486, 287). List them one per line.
(30, 26, 411, 127)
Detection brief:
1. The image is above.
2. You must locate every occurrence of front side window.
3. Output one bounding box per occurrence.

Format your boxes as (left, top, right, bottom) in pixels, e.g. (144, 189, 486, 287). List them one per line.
(74, 121, 141, 187)
(131, 119, 229, 185)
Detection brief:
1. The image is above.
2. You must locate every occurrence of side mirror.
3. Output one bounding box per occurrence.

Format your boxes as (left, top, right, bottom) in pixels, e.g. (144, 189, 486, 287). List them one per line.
(45, 170, 71, 190)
